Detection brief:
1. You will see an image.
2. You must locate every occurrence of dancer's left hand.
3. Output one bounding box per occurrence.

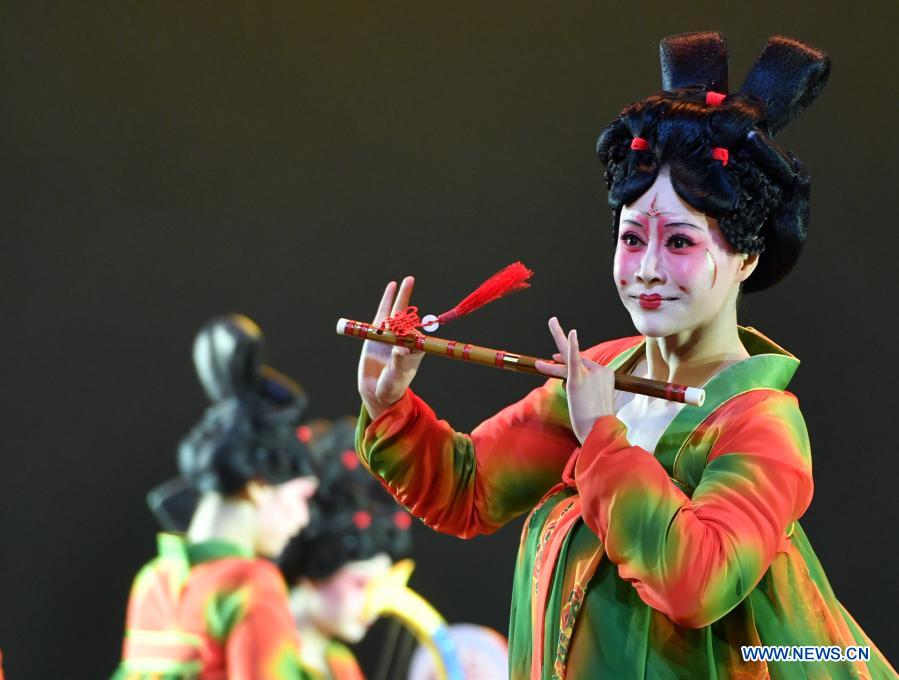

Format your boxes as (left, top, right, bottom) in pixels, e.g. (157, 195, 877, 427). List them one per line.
(535, 317, 616, 445)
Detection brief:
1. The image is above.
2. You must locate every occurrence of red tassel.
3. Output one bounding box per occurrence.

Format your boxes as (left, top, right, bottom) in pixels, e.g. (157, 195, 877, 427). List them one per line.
(437, 262, 533, 324)
(382, 262, 534, 336)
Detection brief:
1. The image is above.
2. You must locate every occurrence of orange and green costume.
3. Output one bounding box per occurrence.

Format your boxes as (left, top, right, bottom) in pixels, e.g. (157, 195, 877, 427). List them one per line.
(113, 533, 309, 680)
(356, 327, 896, 679)
(300, 641, 364, 680)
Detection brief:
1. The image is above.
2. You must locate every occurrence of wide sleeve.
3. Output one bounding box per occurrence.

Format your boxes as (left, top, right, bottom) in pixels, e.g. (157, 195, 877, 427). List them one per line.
(575, 390, 814, 629)
(355, 374, 578, 538)
(224, 564, 309, 680)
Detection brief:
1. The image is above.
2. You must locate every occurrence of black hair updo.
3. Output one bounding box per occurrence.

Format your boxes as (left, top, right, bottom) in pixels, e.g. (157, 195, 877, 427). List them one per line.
(596, 32, 830, 292)
(278, 418, 413, 583)
(177, 315, 315, 496)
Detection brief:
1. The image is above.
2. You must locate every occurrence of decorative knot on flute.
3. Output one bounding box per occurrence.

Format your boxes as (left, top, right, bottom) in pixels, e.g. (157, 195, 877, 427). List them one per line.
(383, 306, 424, 337)
(381, 261, 534, 336)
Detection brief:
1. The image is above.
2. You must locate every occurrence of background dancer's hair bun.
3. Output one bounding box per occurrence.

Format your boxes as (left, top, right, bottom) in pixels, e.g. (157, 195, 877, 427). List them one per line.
(177, 314, 314, 496)
(596, 32, 831, 292)
(278, 418, 412, 583)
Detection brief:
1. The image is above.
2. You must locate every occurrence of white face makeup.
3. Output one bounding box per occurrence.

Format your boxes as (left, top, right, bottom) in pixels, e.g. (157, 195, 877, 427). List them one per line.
(301, 553, 393, 643)
(253, 476, 319, 558)
(613, 169, 752, 338)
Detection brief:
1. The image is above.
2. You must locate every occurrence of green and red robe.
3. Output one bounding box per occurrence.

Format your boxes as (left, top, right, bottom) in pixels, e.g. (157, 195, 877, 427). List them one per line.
(113, 534, 309, 680)
(301, 641, 364, 680)
(356, 327, 896, 679)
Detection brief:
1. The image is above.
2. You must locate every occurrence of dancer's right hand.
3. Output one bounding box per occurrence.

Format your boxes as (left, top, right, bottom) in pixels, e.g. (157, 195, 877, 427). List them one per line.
(357, 277, 425, 420)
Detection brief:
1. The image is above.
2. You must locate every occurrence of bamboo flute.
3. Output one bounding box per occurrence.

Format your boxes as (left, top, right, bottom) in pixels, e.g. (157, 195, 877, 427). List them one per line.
(337, 318, 705, 406)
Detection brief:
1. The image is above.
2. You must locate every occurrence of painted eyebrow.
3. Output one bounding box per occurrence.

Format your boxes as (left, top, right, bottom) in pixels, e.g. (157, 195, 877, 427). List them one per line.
(663, 221, 704, 231)
(621, 218, 704, 231)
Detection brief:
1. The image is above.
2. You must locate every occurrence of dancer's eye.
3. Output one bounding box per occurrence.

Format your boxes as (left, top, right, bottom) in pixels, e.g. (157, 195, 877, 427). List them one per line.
(667, 235, 694, 249)
(620, 232, 644, 247)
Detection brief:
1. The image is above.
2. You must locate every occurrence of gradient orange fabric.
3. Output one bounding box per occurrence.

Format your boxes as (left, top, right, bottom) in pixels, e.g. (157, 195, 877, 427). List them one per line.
(113, 534, 308, 679)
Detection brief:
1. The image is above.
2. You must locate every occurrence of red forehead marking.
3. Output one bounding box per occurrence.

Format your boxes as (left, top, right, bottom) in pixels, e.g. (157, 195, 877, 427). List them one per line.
(631, 194, 666, 220)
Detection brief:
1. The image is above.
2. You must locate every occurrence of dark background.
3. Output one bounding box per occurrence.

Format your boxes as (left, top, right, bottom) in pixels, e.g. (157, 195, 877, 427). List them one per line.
(2, 2, 897, 678)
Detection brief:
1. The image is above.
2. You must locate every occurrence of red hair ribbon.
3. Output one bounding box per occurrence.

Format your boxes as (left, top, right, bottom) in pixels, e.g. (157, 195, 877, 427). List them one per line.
(705, 91, 727, 106)
(711, 147, 729, 166)
(383, 262, 533, 336)
(352, 510, 372, 530)
(630, 137, 650, 152)
(341, 450, 359, 470)
(393, 511, 412, 530)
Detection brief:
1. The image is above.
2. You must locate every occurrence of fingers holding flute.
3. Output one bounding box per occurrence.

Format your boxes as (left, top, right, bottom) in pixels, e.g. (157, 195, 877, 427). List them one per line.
(384, 275, 425, 371)
(536, 318, 616, 444)
(535, 317, 599, 379)
(357, 276, 425, 420)
(358, 280, 397, 404)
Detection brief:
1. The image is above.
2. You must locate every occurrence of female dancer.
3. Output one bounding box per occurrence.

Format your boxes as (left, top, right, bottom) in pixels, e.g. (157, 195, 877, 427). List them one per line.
(114, 315, 318, 679)
(279, 418, 413, 680)
(354, 33, 896, 679)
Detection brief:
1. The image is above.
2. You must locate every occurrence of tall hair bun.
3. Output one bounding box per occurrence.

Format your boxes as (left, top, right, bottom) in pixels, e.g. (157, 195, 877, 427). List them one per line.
(660, 31, 729, 93)
(192, 314, 264, 402)
(740, 36, 831, 136)
(178, 315, 314, 495)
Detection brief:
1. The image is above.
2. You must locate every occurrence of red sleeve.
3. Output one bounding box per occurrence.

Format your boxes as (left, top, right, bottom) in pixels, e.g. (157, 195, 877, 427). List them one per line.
(575, 390, 813, 628)
(226, 564, 306, 680)
(355, 337, 644, 538)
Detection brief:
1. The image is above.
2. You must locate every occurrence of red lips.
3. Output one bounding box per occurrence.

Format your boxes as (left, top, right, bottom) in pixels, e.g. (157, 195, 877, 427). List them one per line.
(638, 294, 663, 310)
